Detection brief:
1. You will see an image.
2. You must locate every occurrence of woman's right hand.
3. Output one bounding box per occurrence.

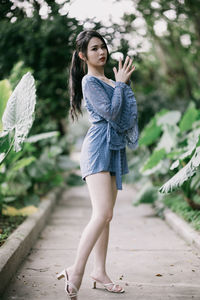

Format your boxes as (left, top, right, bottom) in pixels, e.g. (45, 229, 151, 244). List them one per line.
(113, 56, 135, 84)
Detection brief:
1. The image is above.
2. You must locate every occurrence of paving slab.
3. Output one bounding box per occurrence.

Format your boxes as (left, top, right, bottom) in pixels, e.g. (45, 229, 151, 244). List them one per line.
(2, 184, 200, 300)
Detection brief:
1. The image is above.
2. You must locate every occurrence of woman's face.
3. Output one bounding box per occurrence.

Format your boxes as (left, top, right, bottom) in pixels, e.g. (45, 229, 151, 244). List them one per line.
(85, 37, 108, 68)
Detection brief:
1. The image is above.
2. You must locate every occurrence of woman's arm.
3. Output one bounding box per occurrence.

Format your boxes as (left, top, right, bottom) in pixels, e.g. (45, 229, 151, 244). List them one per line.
(82, 76, 128, 122)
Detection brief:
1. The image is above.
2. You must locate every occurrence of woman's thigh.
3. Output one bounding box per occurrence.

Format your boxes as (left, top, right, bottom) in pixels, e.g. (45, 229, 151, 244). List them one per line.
(85, 171, 114, 216)
(111, 175, 118, 206)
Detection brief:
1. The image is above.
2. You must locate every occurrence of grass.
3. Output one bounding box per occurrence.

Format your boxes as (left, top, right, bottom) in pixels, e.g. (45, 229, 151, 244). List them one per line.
(0, 215, 26, 247)
(163, 193, 200, 231)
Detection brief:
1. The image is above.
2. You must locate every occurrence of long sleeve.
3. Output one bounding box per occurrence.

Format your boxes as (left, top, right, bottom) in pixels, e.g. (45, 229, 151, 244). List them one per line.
(82, 75, 139, 150)
(121, 85, 139, 150)
(82, 75, 126, 122)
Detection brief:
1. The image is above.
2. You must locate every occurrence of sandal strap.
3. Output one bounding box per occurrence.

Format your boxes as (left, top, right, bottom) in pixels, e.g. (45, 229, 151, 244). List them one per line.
(66, 292, 77, 297)
(104, 282, 123, 292)
(66, 281, 78, 292)
(63, 270, 78, 296)
(104, 282, 114, 287)
(104, 283, 116, 291)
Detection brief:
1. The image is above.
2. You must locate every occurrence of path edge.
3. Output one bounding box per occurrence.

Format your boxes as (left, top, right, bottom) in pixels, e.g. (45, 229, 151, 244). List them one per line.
(0, 187, 64, 295)
(153, 200, 200, 251)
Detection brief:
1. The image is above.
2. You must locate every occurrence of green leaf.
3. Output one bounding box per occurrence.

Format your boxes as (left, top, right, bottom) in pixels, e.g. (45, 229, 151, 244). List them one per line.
(0, 79, 12, 131)
(133, 181, 158, 206)
(139, 109, 168, 146)
(11, 156, 36, 172)
(167, 149, 184, 160)
(66, 173, 84, 186)
(179, 102, 199, 132)
(0, 131, 15, 164)
(142, 148, 166, 172)
(0, 132, 10, 157)
(1, 182, 27, 196)
(139, 118, 162, 146)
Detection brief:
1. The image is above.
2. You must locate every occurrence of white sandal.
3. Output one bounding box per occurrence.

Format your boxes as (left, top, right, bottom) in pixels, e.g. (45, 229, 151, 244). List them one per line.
(91, 276, 125, 293)
(57, 269, 78, 299)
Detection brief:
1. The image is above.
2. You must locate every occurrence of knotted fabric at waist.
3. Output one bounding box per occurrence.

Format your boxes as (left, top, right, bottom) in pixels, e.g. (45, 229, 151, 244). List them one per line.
(91, 120, 124, 190)
(91, 120, 126, 150)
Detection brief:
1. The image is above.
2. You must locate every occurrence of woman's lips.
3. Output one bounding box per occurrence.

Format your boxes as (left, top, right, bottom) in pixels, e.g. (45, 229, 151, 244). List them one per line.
(99, 57, 105, 61)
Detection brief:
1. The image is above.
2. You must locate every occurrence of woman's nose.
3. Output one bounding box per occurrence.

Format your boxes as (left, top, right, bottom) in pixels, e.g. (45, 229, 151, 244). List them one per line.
(99, 48, 104, 54)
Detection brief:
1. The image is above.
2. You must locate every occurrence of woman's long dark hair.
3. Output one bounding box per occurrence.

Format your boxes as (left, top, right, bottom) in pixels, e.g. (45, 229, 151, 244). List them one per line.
(69, 30, 110, 121)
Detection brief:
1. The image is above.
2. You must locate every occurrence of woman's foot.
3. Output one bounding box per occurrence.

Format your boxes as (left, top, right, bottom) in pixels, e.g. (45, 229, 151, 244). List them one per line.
(90, 270, 124, 293)
(66, 265, 83, 294)
(57, 265, 83, 299)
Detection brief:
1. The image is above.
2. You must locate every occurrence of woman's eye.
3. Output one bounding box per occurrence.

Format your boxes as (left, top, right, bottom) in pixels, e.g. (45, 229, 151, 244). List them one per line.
(92, 48, 97, 51)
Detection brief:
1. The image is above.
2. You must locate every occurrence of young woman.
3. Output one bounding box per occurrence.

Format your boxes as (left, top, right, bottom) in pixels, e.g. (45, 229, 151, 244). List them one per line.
(57, 30, 138, 299)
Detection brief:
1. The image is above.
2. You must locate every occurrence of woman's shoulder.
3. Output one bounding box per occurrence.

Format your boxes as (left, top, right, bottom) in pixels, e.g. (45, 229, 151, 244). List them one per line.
(82, 75, 104, 93)
(82, 74, 98, 84)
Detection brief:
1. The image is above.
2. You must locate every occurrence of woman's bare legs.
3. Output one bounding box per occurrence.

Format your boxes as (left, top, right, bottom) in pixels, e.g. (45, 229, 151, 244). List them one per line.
(66, 172, 116, 296)
(90, 175, 123, 292)
(91, 175, 117, 274)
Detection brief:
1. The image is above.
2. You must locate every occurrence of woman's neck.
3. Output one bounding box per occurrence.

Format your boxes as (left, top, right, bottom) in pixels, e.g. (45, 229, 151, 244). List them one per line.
(87, 66, 105, 78)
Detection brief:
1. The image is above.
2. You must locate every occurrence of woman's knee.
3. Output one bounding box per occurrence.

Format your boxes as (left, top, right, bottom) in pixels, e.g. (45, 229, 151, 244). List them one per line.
(103, 212, 113, 223)
(93, 211, 113, 224)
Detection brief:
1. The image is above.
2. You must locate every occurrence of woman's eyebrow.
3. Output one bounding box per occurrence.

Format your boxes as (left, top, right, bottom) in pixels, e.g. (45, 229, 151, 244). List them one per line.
(90, 43, 105, 48)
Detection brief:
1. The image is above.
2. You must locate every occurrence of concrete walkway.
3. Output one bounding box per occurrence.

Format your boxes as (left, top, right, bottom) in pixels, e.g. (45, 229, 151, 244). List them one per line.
(2, 184, 200, 300)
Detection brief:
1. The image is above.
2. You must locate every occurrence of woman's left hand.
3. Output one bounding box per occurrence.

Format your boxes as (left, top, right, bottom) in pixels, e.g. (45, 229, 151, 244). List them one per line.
(113, 56, 136, 84)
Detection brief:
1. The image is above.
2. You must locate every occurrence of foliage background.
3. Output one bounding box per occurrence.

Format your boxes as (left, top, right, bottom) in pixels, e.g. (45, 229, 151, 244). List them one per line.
(1, 0, 199, 134)
(0, 0, 200, 223)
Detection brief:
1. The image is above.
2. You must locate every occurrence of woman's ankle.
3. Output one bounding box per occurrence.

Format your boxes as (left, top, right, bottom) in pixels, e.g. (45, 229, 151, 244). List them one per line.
(69, 264, 85, 277)
(91, 268, 107, 277)
(66, 265, 84, 291)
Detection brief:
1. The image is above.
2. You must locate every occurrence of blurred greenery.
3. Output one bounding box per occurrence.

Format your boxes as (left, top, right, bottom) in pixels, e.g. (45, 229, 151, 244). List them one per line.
(130, 102, 200, 215)
(112, 0, 200, 129)
(1, 0, 200, 235)
(1, 0, 199, 134)
(163, 193, 200, 231)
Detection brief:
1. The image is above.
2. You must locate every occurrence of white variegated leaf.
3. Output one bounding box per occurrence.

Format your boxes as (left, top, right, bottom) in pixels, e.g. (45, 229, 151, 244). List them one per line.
(2, 72, 36, 152)
(25, 131, 59, 143)
(186, 128, 200, 149)
(170, 160, 179, 170)
(159, 146, 200, 193)
(192, 146, 200, 167)
(157, 111, 181, 126)
(156, 124, 179, 153)
(179, 145, 196, 160)
(0, 153, 6, 164)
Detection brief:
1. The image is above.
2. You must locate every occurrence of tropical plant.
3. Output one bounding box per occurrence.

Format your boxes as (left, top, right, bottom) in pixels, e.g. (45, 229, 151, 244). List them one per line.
(159, 134, 200, 210)
(0, 72, 36, 213)
(139, 102, 200, 210)
(0, 79, 12, 131)
(0, 72, 36, 161)
(0, 71, 82, 217)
